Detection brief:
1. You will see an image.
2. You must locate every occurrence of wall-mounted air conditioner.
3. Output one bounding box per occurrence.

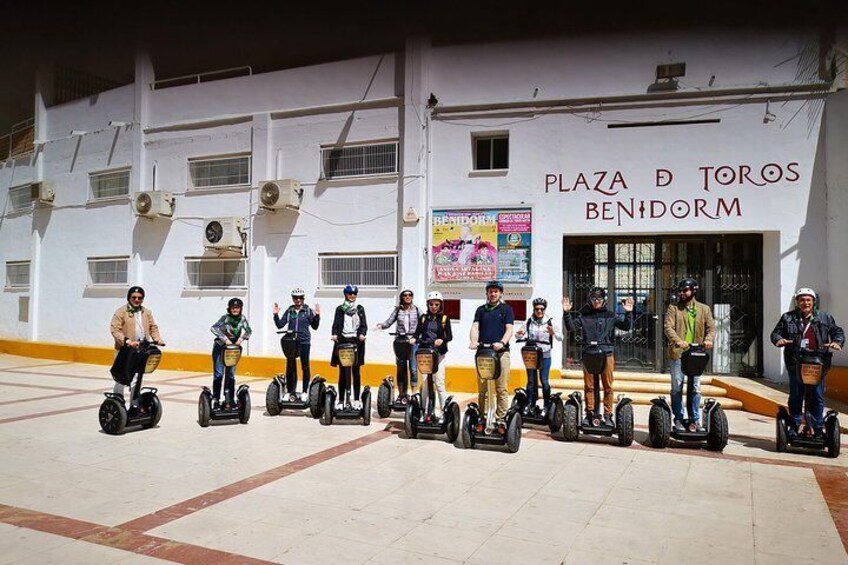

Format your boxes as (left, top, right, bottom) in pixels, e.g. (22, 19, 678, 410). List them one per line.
(203, 217, 245, 250)
(134, 191, 174, 218)
(259, 179, 302, 211)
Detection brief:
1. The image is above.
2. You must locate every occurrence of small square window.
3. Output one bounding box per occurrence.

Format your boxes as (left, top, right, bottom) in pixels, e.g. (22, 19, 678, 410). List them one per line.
(188, 155, 250, 189)
(5, 261, 30, 288)
(8, 185, 32, 211)
(473, 134, 509, 170)
(185, 258, 247, 289)
(87, 257, 129, 286)
(90, 169, 130, 200)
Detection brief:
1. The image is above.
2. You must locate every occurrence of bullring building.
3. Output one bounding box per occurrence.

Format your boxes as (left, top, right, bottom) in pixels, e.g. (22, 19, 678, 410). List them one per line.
(1, 29, 846, 387)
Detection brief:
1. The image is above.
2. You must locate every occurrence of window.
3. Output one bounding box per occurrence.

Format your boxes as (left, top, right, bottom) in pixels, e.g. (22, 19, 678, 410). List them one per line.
(505, 300, 527, 321)
(443, 299, 461, 321)
(90, 169, 130, 200)
(5, 261, 30, 288)
(473, 134, 509, 170)
(8, 184, 32, 211)
(321, 141, 398, 180)
(319, 253, 397, 288)
(188, 155, 250, 189)
(87, 256, 129, 286)
(185, 257, 247, 289)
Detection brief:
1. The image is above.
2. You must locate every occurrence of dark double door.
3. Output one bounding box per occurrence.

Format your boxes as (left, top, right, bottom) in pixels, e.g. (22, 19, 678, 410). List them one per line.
(562, 235, 763, 376)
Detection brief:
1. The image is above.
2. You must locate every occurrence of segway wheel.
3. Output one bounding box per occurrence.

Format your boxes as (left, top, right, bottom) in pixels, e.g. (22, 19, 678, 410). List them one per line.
(320, 393, 334, 426)
(616, 403, 634, 447)
(648, 404, 671, 449)
(461, 412, 475, 449)
(142, 393, 162, 429)
(826, 417, 841, 459)
(362, 391, 372, 426)
(561, 403, 579, 442)
(265, 380, 282, 416)
(198, 394, 211, 428)
(775, 418, 788, 453)
(506, 413, 522, 453)
(404, 404, 418, 439)
(706, 405, 729, 452)
(548, 397, 564, 433)
(99, 398, 127, 435)
(377, 381, 392, 418)
(308, 381, 325, 419)
(238, 391, 251, 425)
(446, 402, 461, 443)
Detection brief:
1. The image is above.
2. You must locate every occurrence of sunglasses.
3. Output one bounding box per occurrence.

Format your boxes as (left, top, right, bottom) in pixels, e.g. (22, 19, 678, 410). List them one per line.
(293, 296, 304, 300)
(534, 306, 545, 311)
(401, 293, 412, 298)
(129, 295, 144, 301)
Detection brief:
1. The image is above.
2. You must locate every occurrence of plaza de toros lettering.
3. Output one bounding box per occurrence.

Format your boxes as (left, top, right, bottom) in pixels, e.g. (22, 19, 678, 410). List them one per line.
(544, 161, 801, 226)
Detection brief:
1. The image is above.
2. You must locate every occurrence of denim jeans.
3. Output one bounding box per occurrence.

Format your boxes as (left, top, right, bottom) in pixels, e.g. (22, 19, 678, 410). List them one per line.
(669, 358, 700, 424)
(285, 343, 312, 393)
(526, 356, 552, 409)
(787, 362, 827, 429)
(212, 342, 236, 402)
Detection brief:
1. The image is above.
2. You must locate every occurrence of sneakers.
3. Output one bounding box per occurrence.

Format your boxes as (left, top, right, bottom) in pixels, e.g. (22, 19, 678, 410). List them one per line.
(336, 401, 345, 410)
(673, 420, 685, 432)
(603, 413, 614, 427)
(212, 399, 220, 410)
(581, 416, 592, 427)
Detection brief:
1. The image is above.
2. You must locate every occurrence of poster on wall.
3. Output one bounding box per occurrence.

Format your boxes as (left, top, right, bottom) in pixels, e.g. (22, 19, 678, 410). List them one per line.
(431, 208, 532, 283)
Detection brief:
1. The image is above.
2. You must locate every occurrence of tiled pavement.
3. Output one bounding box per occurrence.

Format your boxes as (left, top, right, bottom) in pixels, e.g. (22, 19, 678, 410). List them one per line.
(0, 353, 845, 564)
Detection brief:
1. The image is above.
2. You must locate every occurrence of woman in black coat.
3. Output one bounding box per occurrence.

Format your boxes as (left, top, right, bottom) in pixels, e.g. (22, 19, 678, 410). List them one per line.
(330, 285, 367, 407)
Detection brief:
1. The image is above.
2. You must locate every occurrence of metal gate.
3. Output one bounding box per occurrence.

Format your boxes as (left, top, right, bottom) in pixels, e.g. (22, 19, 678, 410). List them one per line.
(563, 235, 763, 376)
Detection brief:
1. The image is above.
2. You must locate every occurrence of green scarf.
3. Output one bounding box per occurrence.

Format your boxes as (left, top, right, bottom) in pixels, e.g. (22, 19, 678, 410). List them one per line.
(227, 315, 243, 339)
(341, 301, 357, 313)
(126, 304, 143, 317)
(484, 300, 502, 312)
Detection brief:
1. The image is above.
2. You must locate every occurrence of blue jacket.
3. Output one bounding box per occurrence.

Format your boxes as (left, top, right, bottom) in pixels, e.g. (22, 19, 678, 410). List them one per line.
(274, 305, 320, 344)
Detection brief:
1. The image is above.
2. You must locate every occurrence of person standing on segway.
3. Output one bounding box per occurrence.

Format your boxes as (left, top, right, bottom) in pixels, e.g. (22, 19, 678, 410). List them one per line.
(411, 291, 453, 419)
(273, 288, 321, 400)
(562, 287, 633, 428)
(331, 285, 367, 409)
(375, 289, 422, 400)
(210, 298, 252, 410)
(515, 298, 563, 416)
(664, 278, 715, 432)
(469, 280, 514, 427)
(109, 286, 165, 411)
(771, 287, 844, 438)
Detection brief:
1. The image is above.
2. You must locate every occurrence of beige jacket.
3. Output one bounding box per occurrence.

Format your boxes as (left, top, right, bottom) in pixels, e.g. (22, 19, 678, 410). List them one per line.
(664, 300, 716, 360)
(110, 305, 161, 350)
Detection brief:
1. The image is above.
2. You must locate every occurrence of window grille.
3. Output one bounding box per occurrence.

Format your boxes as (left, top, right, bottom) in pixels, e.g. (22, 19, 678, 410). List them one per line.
(8, 185, 32, 211)
(188, 155, 250, 189)
(185, 258, 247, 289)
(90, 169, 130, 200)
(321, 141, 398, 179)
(319, 253, 398, 288)
(87, 257, 129, 286)
(5, 261, 30, 288)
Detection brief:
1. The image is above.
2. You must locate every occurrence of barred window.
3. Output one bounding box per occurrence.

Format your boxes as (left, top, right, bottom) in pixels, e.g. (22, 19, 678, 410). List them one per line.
(5, 261, 30, 288)
(8, 184, 32, 211)
(188, 155, 250, 189)
(473, 134, 509, 170)
(319, 253, 397, 288)
(87, 256, 129, 286)
(90, 169, 130, 200)
(321, 141, 398, 180)
(185, 257, 247, 289)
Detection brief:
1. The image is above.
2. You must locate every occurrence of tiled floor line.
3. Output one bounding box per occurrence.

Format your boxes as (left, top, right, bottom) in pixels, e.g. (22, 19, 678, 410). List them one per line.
(116, 427, 395, 533)
(2, 368, 214, 389)
(0, 503, 279, 565)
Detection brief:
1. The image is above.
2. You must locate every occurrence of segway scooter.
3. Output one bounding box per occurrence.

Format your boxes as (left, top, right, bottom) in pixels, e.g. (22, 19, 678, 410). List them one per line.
(198, 344, 251, 427)
(320, 341, 371, 426)
(510, 337, 564, 433)
(266, 330, 324, 418)
(560, 342, 634, 446)
(461, 344, 522, 453)
(648, 344, 728, 451)
(776, 344, 841, 458)
(377, 332, 415, 418)
(99, 340, 164, 435)
(403, 344, 460, 443)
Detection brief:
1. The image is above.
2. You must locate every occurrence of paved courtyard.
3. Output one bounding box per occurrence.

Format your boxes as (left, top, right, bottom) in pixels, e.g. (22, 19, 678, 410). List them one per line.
(0, 353, 845, 564)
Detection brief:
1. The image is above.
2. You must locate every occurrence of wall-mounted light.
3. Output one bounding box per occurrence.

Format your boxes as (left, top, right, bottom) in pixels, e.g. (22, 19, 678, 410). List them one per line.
(763, 100, 776, 124)
(108, 120, 128, 127)
(69, 130, 87, 136)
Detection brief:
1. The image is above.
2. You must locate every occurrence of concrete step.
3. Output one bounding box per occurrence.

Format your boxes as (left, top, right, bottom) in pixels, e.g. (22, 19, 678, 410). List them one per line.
(550, 378, 727, 397)
(560, 370, 717, 385)
(550, 390, 744, 410)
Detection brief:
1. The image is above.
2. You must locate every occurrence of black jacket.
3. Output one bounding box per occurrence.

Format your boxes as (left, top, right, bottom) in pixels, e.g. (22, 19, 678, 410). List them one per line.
(331, 304, 367, 367)
(563, 305, 632, 355)
(413, 313, 453, 355)
(770, 309, 844, 368)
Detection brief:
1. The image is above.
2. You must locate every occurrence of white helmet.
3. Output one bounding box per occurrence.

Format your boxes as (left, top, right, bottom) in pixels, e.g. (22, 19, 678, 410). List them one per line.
(426, 291, 443, 302)
(794, 287, 816, 300)
(291, 287, 305, 297)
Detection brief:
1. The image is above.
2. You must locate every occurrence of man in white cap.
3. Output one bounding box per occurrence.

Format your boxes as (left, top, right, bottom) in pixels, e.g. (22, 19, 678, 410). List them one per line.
(771, 288, 844, 436)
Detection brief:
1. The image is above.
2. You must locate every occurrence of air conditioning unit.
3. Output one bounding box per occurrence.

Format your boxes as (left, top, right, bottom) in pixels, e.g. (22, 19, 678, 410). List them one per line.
(203, 217, 245, 250)
(134, 191, 174, 218)
(31, 182, 54, 204)
(259, 179, 302, 210)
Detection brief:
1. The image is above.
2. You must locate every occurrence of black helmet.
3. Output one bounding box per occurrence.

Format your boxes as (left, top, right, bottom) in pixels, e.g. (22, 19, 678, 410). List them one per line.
(677, 278, 699, 292)
(127, 286, 145, 301)
(588, 287, 606, 302)
(532, 297, 547, 308)
(227, 297, 244, 313)
(485, 280, 504, 292)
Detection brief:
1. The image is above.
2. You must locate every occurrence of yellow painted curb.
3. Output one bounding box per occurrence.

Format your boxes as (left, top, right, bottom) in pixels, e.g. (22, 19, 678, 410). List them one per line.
(711, 377, 781, 418)
(0, 339, 561, 393)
